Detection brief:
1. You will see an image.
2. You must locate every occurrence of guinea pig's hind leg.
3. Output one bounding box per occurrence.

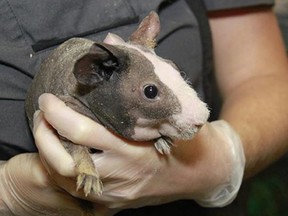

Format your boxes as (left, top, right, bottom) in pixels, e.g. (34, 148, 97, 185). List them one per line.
(56, 95, 104, 196)
(62, 141, 103, 196)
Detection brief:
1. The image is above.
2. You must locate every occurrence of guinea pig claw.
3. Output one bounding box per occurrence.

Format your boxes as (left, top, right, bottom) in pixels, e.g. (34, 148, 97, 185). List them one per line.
(76, 172, 103, 197)
(154, 137, 174, 155)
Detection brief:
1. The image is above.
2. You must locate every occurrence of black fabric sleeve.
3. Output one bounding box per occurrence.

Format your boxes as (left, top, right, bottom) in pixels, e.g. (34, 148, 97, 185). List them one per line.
(204, 0, 274, 11)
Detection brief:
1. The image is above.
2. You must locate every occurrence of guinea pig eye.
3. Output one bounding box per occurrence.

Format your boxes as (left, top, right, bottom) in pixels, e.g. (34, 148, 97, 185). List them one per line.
(143, 84, 158, 99)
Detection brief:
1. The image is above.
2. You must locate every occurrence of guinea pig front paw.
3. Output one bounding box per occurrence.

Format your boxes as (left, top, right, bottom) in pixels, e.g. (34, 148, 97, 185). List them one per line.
(76, 168, 103, 197)
(154, 137, 174, 155)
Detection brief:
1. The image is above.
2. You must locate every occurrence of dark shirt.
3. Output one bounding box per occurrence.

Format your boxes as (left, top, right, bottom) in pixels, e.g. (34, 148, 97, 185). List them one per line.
(0, 0, 274, 214)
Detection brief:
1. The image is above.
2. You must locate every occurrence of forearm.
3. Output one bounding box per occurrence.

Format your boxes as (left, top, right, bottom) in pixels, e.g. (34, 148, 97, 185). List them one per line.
(220, 75, 288, 177)
(209, 7, 288, 178)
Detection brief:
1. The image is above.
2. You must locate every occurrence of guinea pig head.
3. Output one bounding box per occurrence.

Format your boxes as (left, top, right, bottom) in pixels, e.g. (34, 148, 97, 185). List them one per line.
(72, 12, 209, 146)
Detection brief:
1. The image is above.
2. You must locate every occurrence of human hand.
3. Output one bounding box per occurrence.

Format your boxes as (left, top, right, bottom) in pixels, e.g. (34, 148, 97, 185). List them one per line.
(33, 93, 245, 211)
(0, 153, 110, 216)
(91, 121, 246, 209)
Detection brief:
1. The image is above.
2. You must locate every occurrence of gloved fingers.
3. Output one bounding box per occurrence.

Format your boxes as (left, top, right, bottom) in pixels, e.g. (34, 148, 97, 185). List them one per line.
(38, 93, 115, 151)
(91, 141, 161, 183)
(87, 148, 172, 208)
(33, 110, 76, 177)
(2, 154, 51, 191)
(1, 154, 98, 216)
(92, 121, 244, 209)
(32, 106, 153, 200)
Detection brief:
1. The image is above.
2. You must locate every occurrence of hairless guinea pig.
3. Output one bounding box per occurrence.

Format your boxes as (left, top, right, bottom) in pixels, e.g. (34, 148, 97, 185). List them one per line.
(25, 11, 210, 196)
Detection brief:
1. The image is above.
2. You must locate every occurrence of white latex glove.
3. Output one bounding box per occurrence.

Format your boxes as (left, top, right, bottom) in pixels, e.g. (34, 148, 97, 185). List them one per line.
(0, 153, 109, 216)
(91, 121, 245, 209)
(32, 93, 245, 212)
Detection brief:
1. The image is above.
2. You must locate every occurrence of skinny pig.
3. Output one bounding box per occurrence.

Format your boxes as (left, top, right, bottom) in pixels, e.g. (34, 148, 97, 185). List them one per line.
(25, 12, 209, 197)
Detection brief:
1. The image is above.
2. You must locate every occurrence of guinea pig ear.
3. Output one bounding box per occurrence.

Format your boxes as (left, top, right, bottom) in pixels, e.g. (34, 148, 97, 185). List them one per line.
(129, 11, 160, 49)
(73, 43, 125, 87)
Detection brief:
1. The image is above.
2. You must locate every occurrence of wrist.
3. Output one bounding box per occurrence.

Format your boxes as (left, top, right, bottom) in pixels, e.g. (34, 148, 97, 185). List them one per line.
(194, 120, 246, 207)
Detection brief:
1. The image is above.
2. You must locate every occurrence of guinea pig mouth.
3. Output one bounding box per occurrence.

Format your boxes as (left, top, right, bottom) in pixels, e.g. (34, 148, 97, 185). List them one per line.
(154, 135, 174, 154)
(168, 124, 203, 140)
(182, 125, 202, 139)
(154, 125, 202, 155)
(154, 126, 200, 155)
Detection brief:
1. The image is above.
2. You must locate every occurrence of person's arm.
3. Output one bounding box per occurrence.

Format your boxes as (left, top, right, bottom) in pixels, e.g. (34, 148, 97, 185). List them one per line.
(209, 6, 288, 177)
